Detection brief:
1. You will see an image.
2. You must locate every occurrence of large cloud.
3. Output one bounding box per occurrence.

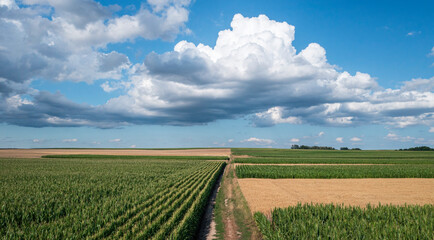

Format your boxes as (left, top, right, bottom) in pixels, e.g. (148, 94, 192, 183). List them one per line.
(0, 13, 433, 129)
(0, 0, 192, 126)
(0, 0, 191, 93)
(105, 14, 433, 128)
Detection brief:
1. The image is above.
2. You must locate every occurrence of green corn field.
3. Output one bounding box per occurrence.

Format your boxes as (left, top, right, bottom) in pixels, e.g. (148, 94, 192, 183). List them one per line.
(255, 203, 433, 240)
(232, 148, 434, 159)
(0, 157, 225, 239)
(234, 157, 434, 164)
(235, 164, 434, 178)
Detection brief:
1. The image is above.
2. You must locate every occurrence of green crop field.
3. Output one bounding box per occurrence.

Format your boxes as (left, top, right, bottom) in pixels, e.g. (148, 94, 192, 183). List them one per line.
(0, 157, 225, 239)
(42, 154, 229, 160)
(236, 164, 434, 178)
(234, 157, 433, 164)
(255, 203, 433, 239)
(233, 148, 434, 165)
(235, 148, 434, 239)
(232, 148, 434, 159)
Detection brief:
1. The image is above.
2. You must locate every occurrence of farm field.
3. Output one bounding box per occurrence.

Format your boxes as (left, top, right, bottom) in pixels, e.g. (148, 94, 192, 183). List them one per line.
(232, 148, 434, 157)
(236, 164, 434, 178)
(234, 148, 434, 239)
(42, 154, 229, 160)
(0, 148, 230, 158)
(1, 148, 433, 239)
(0, 155, 226, 239)
(255, 204, 433, 239)
(233, 148, 434, 164)
(238, 178, 434, 213)
(234, 157, 433, 164)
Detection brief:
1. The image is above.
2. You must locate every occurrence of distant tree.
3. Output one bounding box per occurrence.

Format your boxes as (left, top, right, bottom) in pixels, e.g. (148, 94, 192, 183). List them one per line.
(293, 145, 335, 150)
(340, 147, 349, 150)
(351, 148, 362, 150)
(399, 146, 434, 151)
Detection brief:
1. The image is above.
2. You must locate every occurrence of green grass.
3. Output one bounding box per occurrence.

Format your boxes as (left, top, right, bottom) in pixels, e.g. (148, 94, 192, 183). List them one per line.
(232, 148, 434, 158)
(234, 157, 433, 164)
(42, 154, 228, 160)
(233, 148, 434, 164)
(0, 157, 225, 239)
(255, 203, 433, 240)
(236, 164, 434, 178)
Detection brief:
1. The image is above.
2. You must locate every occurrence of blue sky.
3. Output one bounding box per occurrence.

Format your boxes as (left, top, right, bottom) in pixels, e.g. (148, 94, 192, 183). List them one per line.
(0, 0, 433, 149)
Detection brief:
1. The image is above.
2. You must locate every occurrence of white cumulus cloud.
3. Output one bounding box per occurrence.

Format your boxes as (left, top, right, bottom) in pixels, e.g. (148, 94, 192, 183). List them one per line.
(63, 138, 78, 142)
(336, 137, 344, 143)
(241, 137, 274, 145)
(104, 14, 433, 128)
(350, 137, 362, 142)
(290, 138, 300, 143)
(0, 13, 433, 130)
(385, 133, 416, 142)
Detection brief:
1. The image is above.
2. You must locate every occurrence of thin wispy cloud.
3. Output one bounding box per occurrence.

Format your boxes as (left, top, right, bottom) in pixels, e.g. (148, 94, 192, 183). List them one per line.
(385, 133, 414, 142)
(241, 137, 274, 145)
(407, 31, 421, 36)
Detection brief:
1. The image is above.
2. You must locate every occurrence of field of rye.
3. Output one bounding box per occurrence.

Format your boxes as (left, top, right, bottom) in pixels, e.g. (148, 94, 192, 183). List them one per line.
(0, 157, 225, 239)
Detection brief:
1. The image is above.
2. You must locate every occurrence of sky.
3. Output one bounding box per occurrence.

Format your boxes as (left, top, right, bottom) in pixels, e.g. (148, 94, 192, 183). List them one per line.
(0, 0, 433, 149)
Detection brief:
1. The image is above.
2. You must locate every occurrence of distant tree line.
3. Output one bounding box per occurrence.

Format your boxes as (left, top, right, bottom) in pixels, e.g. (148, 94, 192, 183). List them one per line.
(340, 147, 362, 150)
(398, 146, 434, 151)
(291, 145, 336, 150)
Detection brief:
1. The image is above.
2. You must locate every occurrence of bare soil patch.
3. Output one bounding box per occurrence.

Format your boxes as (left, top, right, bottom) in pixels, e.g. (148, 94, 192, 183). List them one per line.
(0, 148, 230, 158)
(198, 168, 222, 240)
(238, 178, 434, 215)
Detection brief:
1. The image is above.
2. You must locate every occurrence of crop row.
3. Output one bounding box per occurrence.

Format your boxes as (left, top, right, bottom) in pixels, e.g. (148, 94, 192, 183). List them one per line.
(234, 157, 433, 164)
(232, 148, 434, 158)
(42, 154, 229, 160)
(0, 157, 225, 239)
(235, 164, 434, 178)
(255, 203, 433, 239)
